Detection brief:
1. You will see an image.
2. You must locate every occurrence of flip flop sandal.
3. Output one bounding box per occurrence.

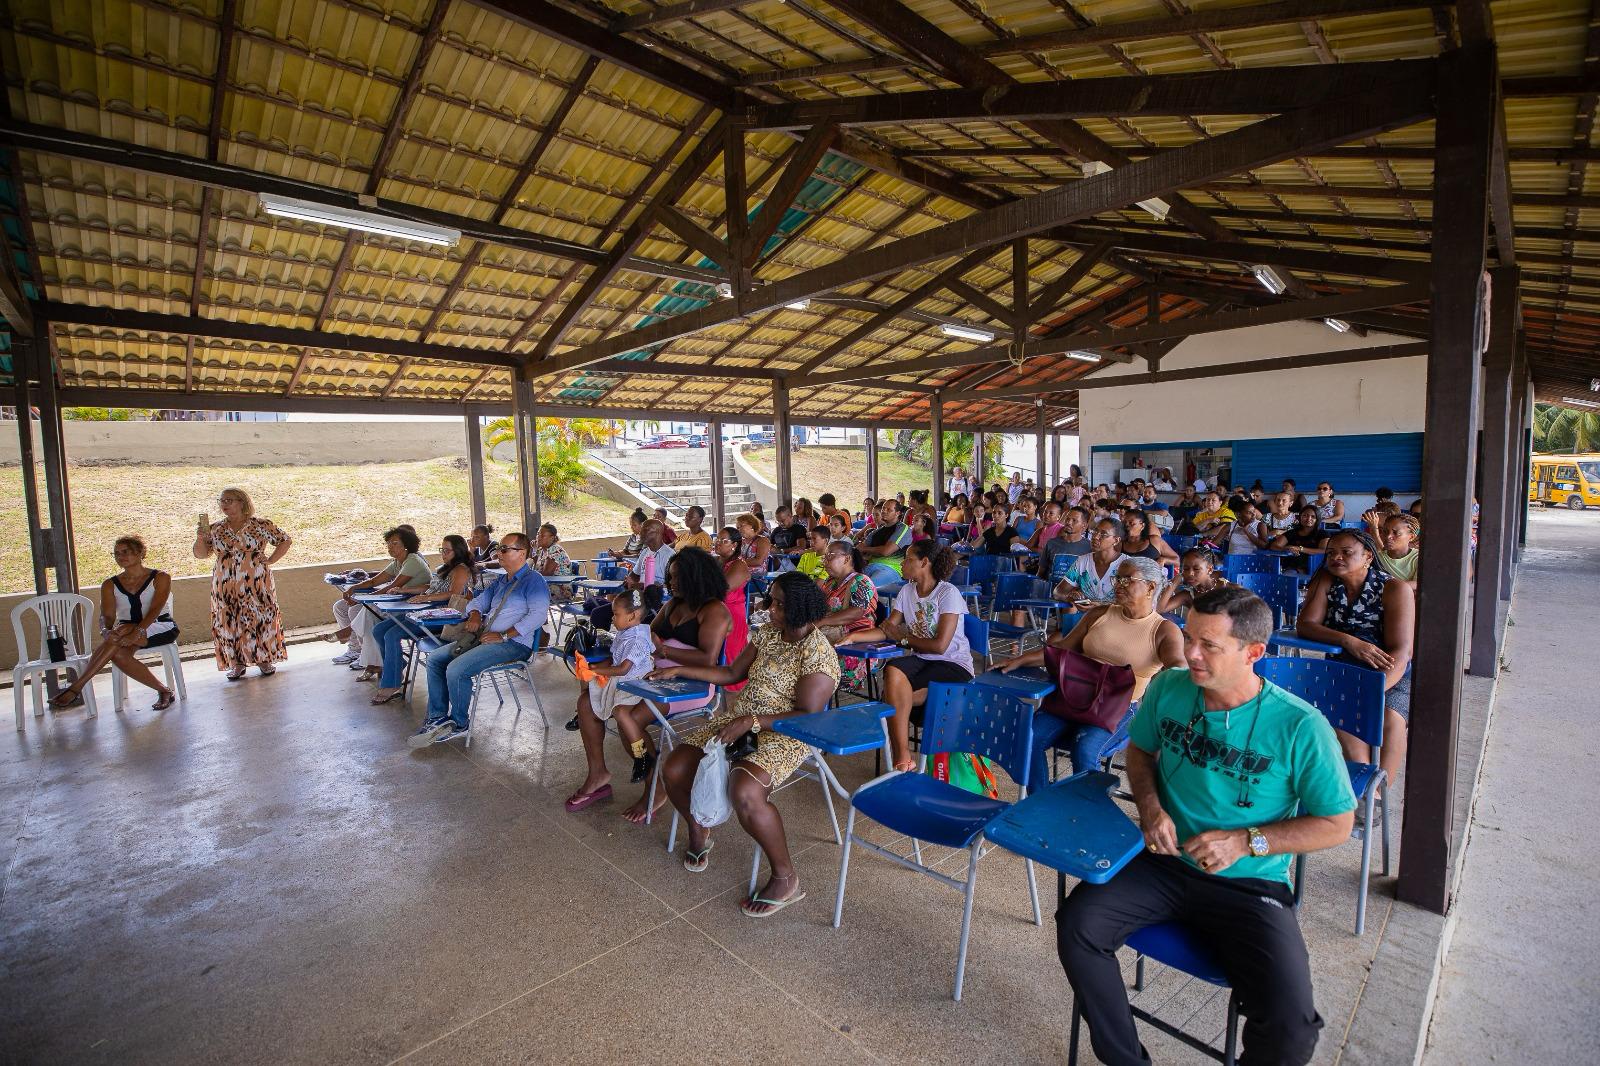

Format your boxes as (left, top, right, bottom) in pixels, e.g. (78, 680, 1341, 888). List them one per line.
(153, 690, 176, 710)
(740, 889, 807, 918)
(563, 784, 613, 812)
(370, 690, 405, 705)
(682, 838, 714, 873)
(258, 666, 276, 676)
(226, 668, 247, 681)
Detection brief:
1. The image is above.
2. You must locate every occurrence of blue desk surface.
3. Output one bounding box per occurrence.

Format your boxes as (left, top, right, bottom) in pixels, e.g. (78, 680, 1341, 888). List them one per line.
(983, 771, 1143, 885)
(414, 612, 463, 629)
(618, 677, 714, 703)
(1011, 597, 1068, 612)
(773, 703, 893, 756)
(973, 668, 1056, 702)
(1267, 631, 1343, 656)
(835, 641, 905, 660)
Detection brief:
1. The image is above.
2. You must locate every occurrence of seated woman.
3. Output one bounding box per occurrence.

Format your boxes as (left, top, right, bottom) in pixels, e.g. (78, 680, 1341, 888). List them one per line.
(793, 497, 819, 531)
(1312, 481, 1346, 528)
(981, 510, 1022, 555)
(1263, 491, 1299, 538)
(748, 500, 768, 531)
(1296, 530, 1415, 784)
(845, 541, 973, 772)
(819, 541, 878, 692)
(1000, 556, 1184, 780)
(715, 526, 753, 672)
(735, 512, 773, 572)
(620, 549, 732, 823)
(531, 522, 572, 577)
(1119, 508, 1179, 568)
(1157, 547, 1230, 614)
(1191, 491, 1236, 549)
(468, 524, 500, 567)
(1227, 499, 1271, 556)
(654, 572, 839, 916)
(1271, 505, 1330, 573)
(616, 509, 649, 563)
(328, 526, 431, 665)
(942, 493, 970, 529)
(366, 535, 475, 697)
(960, 502, 991, 551)
(1056, 518, 1132, 610)
(563, 585, 666, 811)
(1026, 501, 1064, 556)
(910, 512, 938, 543)
(50, 536, 179, 710)
(858, 497, 877, 530)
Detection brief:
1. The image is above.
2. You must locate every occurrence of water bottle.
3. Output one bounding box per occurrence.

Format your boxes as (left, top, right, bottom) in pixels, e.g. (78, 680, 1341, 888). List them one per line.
(45, 623, 67, 663)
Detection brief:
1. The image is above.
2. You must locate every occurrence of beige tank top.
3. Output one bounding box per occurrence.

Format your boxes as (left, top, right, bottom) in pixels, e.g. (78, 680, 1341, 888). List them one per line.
(1080, 606, 1168, 701)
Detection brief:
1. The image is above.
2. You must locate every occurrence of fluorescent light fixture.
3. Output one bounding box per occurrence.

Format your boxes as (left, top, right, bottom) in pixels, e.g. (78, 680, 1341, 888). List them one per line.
(784, 300, 811, 311)
(1560, 396, 1600, 408)
(1590, 377, 1599, 392)
(258, 193, 459, 247)
(1052, 414, 1078, 428)
(1252, 264, 1288, 295)
(1065, 350, 1102, 363)
(941, 323, 996, 343)
(717, 282, 734, 299)
(1083, 161, 1170, 220)
(1325, 318, 1352, 333)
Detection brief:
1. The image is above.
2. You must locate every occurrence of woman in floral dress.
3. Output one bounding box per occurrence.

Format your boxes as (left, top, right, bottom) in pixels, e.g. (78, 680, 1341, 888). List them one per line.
(819, 541, 876, 691)
(194, 487, 291, 680)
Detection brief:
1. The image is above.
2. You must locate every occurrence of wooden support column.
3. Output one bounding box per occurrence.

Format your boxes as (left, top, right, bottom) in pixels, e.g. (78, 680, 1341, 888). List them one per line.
(865, 427, 879, 501)
(12, 340, 49, 594)
(772, 378, 793, 509)
(1502, 342, 1528, 593)
(512, 369, 541, 534)
(708, 419, 727, 530)
(1469, 265, 1518, 678)
(1034, 402, 1047, 490)
(1052, 433, 1063, 487)
(464, 410, 487, 529)
(1517, 386, 1532, 552)
(972, 431, 985, 491)
(929, 391, 945, 503)
(35, 335, 78, 593)
(1399, 43, 1495, 916)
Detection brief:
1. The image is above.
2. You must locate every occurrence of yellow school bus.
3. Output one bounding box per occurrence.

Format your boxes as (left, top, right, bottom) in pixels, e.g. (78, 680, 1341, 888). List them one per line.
(1528, 453, 1600, 509)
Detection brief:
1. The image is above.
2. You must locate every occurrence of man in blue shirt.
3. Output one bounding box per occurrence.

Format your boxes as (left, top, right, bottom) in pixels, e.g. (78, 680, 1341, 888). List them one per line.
(410, 532, 550, 747)
(1057, 587, 1356, 1066)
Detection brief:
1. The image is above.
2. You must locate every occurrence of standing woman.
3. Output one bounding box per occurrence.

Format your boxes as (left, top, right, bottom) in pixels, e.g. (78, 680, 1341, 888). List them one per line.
(715, 526, 753, 679)
(195, 487, 290, 680)
(50, 535, 179, 710)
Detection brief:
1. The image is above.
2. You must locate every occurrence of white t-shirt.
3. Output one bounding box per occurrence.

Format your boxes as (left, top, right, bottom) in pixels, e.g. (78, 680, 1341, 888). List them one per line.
(605, 622, 655, 682)
(1264, 512, 1297, 533)
(1228, 520, 1264, 556)
(893, 580, 974, 675)
(1192, 478, 1208, 493)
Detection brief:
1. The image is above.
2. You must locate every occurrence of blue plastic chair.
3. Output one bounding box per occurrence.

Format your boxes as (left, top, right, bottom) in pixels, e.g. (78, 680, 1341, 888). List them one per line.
(464, 631, 548, 746)
(1222, 553, 1281, 580)
(1234, 572, 1304, 635)
(965, 553, 1016, 602)
(832, 682, 1037, 1001)
(1165, 534, 1199, 555)
(1255, 656, 1389, 934)
(948, 563, 970, 587)
(987, 573, 1050, 654)
(962, 614, 991, 669)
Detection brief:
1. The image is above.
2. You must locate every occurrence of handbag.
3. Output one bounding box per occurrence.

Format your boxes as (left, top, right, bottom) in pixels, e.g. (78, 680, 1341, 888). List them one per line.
(1040, 639, 1136, 733)
(445, 573, 518, 655)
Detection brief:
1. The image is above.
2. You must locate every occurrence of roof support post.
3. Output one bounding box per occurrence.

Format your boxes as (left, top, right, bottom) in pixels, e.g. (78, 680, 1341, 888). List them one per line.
(708, 419, 727, 531)
(1469, 264, 1519, 678)
(929, 391, 945, 505)
(11, 340, 49, 594)
(772, 379, 793, 510)
(1505, 337, 1530, 589)
(464, 411, 487, 530)
(971, 431, 984, 489)
(1399, 42, 1496, 917)
(1052, 433, 1062, 487)
(34, 334, 78, 595)
(512, 368, 541, 534)
(1034, 401, 1047, 490)
(865, 427, 879, 501)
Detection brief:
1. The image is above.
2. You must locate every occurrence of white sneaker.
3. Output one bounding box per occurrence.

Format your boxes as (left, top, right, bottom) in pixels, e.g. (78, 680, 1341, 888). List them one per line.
(332, 649, 359, 665)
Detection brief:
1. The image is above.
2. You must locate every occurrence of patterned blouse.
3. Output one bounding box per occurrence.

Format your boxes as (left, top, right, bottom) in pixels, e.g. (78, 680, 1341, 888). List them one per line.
(1323, 564, 1391, 649)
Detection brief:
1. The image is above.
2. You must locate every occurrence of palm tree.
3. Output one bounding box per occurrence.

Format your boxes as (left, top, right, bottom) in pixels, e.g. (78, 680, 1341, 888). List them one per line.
(887, 430, 1007, 482)
(1534, 403, 1600, 453)
(478, 416, 621, 504)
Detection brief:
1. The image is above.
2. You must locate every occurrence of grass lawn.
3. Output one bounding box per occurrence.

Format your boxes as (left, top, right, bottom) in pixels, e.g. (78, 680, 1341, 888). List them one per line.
(1, 457, 634, 595)
(741, 445, 940, 507)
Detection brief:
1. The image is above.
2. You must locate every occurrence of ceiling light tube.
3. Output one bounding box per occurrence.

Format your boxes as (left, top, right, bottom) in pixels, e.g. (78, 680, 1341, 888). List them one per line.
(1589, 377, 1599, 392)
(1065, 350, 1102, 363)
(941, 323, 996, 343)
(1325, 318, 1352, 333)
(1560, 396, 1600, 408)
(784, 300, 811, 311)
(259, 193, 459, 247)
(1252, 264, 1288, 295)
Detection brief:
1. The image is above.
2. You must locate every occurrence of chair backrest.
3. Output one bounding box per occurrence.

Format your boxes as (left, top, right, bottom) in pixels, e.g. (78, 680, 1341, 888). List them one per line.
(922, 682, 1036, 788)
(948, 563, 970, 587)
(992, 572, 1046, 611)
(10, 594, 97, 663)
(1165, 534, 1199, 555)
(597, 563, 625, 581)
(1255, 656, 1386, 749)
(1223, 553, 1281, 579)
(962, 614, 990, 663)
(1234, 572, 1301, 629)
(1049, 553, 1077, 582)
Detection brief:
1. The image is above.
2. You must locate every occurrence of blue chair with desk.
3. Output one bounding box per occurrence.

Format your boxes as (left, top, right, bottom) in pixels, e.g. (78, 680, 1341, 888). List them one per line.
(462, 630, 548, 745)
(1222, 553, 1281, 581)
(832, 682, 1038, 1002)
(1256, 656, 1390, 934)
(987, 572, 1052, 656)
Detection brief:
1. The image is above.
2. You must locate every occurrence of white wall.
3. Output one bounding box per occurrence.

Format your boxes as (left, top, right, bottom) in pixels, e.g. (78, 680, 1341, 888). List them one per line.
(1078, 321, 1427, 448)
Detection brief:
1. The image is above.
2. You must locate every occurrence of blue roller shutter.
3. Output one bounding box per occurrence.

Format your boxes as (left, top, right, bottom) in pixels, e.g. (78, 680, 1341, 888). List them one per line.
(1231, 433, 1423, 493)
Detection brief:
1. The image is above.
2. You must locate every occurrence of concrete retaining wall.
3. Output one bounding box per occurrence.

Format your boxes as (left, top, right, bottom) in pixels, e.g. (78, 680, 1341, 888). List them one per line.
(733, 442, 780, 513)
(0, 420, 472, 466)
(1, 532, 627, 671)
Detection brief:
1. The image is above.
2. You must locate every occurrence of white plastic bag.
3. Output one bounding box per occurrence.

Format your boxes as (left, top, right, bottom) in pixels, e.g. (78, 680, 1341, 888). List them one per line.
(690, 739, 734, 828)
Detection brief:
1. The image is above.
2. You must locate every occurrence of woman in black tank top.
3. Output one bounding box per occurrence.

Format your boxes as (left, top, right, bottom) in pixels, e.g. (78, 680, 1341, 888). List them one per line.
(50, 535, 179, 710)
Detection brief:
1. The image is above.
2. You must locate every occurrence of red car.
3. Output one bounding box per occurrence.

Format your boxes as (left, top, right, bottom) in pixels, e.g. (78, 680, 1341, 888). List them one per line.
(638, 436, 690, 449)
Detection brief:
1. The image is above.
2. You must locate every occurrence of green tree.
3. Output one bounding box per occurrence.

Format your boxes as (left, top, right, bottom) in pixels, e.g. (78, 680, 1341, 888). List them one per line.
(63, 406, 151, 421)
(481, 416, 618, 504)
(887, 430, 1006, 483)
(1533, 402, 1600, 453)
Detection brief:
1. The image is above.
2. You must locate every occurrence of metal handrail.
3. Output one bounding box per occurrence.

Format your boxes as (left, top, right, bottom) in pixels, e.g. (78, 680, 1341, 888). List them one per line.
(585, 453, 692, 514)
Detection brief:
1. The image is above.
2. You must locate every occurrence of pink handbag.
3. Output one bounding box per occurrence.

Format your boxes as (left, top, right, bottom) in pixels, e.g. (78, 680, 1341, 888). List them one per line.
(1040, 644, 1135, 733)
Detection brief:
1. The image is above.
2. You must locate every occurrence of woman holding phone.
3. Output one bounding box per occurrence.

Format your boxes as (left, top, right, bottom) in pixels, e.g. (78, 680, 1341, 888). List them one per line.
(194, 487, 291, 680)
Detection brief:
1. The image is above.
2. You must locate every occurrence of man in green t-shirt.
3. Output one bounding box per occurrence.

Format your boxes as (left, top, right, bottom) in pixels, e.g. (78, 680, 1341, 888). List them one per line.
(1057, 587, 1356, 1066)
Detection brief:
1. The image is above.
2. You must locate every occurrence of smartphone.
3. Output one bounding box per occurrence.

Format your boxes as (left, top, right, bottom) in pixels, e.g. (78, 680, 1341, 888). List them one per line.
(199, 512, 209, 528)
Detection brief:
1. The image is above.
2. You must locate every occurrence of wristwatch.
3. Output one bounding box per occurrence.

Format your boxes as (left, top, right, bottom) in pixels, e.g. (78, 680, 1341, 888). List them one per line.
(1245, 827, 1270, 858)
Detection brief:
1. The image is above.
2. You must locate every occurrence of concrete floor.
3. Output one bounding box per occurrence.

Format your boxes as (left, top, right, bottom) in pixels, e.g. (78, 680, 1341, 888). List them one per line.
(1, 577, 1456, 1065)
(1423, 507, 1600, 1065)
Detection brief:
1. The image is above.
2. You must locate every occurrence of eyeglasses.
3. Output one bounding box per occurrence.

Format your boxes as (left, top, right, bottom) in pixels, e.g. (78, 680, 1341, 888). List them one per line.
(497, 543, 528, 553)
(1112, 574, 1149, 586)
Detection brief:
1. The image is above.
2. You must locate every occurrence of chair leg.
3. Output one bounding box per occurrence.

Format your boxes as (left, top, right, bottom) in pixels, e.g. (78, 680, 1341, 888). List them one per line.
(1025, 854, 1042, 927)
(1067, 993, 1082, 1065)
(1379, 778, 1392, 877)
(170, 648, 187, 700)
(952, 842, 982, 1002)
(79, 671, 98, 719)
(13, 679, 24, 731)
(1355, 785, 1377, 936)
(1223, 992, 1241, 1065)
(112, 667, 127, 713)
(814, 755, 842, 845)
(1134, 954, 1146, 992)
(832, 807, 858, 929)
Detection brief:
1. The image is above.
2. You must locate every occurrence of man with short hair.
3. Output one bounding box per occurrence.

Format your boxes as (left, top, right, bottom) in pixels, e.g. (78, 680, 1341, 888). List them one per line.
(630, 520, 675, 587)
(860, 498, 913, 586)
(410, 532, 551, 747)
(1057, 587, 1355, 1066)
(769, 505, 807, 551)
(651, 506, 678, 545)
(1008, 472, 1025, 506)
(1040, 505, 1093, 579)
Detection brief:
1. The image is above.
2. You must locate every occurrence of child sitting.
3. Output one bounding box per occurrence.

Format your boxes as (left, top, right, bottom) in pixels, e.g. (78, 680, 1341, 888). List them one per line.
(564, 586, 664, 812)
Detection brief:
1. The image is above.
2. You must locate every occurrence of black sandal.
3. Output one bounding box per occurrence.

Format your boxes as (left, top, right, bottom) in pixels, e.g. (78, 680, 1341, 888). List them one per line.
(630, 752, 657, 784)
(153, 690, 176, 710)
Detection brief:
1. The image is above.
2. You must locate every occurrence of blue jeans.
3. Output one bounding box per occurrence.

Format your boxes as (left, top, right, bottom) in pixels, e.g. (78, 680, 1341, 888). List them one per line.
(373, 618, 412, 689)
(864, 561, 902, 586)
(1034, 707, 1136, 786)
(424, 639, 530, 728)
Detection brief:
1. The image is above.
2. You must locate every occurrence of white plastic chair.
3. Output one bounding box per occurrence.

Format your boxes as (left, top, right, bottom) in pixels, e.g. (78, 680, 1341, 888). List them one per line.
(11, 594, 101, 730)
(111, 642, 188, 710)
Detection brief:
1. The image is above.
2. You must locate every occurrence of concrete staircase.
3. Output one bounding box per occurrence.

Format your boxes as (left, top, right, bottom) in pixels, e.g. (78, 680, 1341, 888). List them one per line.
(588, 448, 758, 520)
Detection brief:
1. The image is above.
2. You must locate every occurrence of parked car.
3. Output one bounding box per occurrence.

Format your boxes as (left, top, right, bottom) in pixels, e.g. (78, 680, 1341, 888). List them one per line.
(685, 434, 709, 448)
(639, 435, 690, 449)
(746, 431, 775, 446)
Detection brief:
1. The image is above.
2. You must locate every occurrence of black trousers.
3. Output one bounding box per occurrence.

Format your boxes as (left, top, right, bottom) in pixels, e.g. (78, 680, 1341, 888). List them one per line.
(1056, 852, 1323, 1066)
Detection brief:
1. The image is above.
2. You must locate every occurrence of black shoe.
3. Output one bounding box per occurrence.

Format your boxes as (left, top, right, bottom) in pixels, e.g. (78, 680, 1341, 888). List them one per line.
(630, 753, 657, 784)
(565, 714, 580, 732)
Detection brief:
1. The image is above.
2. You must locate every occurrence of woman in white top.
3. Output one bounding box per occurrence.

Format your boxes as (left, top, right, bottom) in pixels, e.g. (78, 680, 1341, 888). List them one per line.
(1057, 518, 1133, 606)
(1227, 499, 1271, 556)
(51, 535, 179, 710)
(1312, 481, 1346, 526)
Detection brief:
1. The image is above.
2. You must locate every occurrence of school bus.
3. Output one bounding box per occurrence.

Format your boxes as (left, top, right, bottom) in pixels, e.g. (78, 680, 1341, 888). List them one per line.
(1528, 453, 1600, 509)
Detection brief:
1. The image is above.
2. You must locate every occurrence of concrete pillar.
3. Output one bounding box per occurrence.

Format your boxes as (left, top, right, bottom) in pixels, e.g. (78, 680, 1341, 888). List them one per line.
(1052, 432, 1063, 487)
(1469, 266, 1517, 678)
(12, 340, 48, 594)
(772, 378, 793, 509)
(464, 409, 487, 529)
(1034, 401, 1047, 492)
(708, 418, 727, 531)
(972, 431, 984, 493)
(865, 427, 879, 501)
(35, 338, 78, 593)
(511, 370, 540, 534)
(929, 392, 944, 504)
